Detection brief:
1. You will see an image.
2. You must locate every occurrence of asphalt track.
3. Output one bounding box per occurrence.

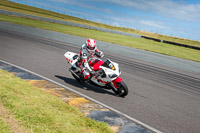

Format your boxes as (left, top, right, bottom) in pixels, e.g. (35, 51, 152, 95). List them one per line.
(1, 27, 200, 133)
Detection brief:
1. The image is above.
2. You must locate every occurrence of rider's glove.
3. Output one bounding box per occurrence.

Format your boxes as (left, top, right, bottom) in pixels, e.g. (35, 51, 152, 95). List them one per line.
(99, 51, 104, 58)
(96, 51, 104, 58)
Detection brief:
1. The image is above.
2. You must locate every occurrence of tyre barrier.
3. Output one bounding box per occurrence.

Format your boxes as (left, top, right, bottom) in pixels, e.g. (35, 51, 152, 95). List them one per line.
(141, 36, 200, 50)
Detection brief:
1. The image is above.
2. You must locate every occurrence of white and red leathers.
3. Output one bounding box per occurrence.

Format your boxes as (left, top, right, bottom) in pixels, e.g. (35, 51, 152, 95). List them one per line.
(78, 39, 103, 81)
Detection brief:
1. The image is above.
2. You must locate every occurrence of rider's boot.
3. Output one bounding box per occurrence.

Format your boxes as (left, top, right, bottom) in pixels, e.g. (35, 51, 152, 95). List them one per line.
(80, 73, 89, 83)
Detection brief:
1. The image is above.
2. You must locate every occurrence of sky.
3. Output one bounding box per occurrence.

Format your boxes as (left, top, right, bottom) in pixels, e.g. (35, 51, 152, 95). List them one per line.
(11, 0, 200, 41)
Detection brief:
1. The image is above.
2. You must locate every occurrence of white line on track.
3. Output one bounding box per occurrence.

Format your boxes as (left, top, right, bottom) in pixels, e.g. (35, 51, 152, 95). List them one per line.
(0, 59, 163, 133)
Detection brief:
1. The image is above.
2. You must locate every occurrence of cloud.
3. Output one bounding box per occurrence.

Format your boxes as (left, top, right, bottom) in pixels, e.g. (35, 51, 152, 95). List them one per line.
(139, 20, 171, 30)
(17, 0, 200, 40)
(99, 0, 200, 22)
(153, 0, 200, 22)
(24, 0, 110, 21)
(49, 0, 113, 14)
(108, 16, 171, 30)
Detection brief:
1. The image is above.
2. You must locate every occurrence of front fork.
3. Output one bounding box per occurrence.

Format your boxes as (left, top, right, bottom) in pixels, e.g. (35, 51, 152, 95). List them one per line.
(111, 77, 123, 89)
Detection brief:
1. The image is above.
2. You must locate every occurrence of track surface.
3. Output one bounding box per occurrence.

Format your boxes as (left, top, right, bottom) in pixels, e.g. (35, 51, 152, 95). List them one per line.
(1, 29, 200, 133)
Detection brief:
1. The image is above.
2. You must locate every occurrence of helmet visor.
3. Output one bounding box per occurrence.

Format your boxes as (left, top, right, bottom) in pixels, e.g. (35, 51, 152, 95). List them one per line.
(87, 46, 95, 50)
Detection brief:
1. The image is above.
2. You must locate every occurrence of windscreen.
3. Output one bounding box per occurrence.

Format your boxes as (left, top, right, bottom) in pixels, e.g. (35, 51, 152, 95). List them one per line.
(101, 60, 116, 70)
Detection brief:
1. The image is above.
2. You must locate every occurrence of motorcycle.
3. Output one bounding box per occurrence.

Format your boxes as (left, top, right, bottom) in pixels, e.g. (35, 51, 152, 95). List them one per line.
(64, 51, 128, 97)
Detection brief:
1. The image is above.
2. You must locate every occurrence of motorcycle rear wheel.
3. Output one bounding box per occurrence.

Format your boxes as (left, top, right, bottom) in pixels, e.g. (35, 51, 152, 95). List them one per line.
(112, 81, 128, 97)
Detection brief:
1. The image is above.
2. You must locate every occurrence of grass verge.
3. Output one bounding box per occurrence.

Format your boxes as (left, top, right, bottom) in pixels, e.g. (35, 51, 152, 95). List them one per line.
(0, 69, 113, 133)
(0, 116, 12, 133)
(0, 14, 200, 62)
(1, 0, 200, 47)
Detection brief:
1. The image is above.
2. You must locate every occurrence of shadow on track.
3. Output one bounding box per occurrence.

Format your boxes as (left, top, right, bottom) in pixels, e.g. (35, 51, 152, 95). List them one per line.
(55, 75, 116, 96)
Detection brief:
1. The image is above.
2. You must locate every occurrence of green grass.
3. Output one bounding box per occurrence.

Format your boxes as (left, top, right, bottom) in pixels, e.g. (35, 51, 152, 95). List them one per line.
(0, 70, 113, 133)
(1, 0, 200, 47)
(0, 14, 200, 62)
(0, 116, 12, 133)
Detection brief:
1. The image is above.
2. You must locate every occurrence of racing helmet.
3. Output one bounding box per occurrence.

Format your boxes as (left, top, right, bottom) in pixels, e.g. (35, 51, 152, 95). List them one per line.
(86, 39, 97, 53)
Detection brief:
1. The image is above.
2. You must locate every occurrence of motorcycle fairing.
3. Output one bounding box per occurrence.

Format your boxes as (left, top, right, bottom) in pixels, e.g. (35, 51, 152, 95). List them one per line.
(112, 77, 123, 88)
(64, 52, 80, 71)
(89, 59, 104, 71)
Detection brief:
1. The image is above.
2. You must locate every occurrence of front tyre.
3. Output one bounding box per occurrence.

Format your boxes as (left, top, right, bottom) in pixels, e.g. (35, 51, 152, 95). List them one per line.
(112, 81, 128, 97)
(71, 72, 81, 82)
(70, 67, 81, 82)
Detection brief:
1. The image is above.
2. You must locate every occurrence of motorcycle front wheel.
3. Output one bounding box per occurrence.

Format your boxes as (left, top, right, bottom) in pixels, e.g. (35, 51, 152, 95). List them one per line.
(112, 81, 128, 97)
(70, 67, 81, 82)
(71, 72, 81, 82)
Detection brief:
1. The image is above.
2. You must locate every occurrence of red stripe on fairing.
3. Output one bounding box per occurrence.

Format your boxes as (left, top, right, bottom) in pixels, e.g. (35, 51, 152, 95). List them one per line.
(115, 77, 123, 82)
(89, 60, 104, 71)
(112, 77, 123, 88)
(99, 79, 109, 84)
(66, 57, 73, 63)
(93, 76, 109, 84)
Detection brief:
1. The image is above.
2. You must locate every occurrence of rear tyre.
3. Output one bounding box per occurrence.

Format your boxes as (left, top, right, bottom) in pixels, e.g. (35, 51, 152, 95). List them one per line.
(112, 81, 128, 97)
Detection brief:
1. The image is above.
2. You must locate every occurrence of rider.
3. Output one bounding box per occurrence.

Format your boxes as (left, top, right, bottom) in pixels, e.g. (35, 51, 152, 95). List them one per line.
(78, 38, 104, 81)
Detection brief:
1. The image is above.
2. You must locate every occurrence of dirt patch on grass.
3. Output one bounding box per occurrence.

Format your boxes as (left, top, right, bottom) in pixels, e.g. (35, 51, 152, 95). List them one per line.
(0, 103, 29, 133)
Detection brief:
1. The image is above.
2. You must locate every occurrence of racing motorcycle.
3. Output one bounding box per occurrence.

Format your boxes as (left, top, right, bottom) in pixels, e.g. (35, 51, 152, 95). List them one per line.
(64, 51, 128, 97)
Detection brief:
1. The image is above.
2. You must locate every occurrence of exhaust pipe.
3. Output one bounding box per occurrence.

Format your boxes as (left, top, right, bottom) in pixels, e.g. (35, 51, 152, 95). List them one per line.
(69, 68, 80, 79)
